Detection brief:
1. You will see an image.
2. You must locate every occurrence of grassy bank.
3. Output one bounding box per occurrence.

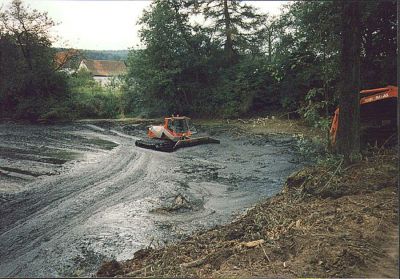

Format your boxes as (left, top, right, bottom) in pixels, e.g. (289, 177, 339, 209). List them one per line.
(96, 118, 398, 278)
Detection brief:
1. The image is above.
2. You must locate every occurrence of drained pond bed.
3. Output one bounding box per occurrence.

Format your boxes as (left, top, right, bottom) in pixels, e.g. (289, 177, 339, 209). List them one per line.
(0, 119, 304, 277)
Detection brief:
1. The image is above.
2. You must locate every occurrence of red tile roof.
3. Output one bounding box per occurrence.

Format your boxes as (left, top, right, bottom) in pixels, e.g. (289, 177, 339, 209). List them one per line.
(54, 49, 81, 68)
(81, 59, 127, 77)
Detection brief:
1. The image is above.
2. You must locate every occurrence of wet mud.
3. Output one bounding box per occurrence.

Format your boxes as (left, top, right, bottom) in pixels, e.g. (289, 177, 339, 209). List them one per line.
(0, 120, 302, 277)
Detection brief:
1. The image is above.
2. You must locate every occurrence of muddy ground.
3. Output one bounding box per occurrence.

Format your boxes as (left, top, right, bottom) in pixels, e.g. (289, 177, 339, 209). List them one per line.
(97, 148, 399, 278)
(0, 119, 303, 277)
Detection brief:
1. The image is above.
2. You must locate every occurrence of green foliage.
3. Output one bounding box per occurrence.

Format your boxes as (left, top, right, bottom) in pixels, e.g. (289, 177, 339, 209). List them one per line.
(2, 0, 396, 123)
(124, 0, 396, 120)
(125, 0, 217, 117)
(360, 1, 397, 87)
(0, 1, 128, 122)
(294, 133, 328, 163)
(193, 0, 265, 62)
(263, 0, 395, 121)
(124, 0, 273, 118)
(39, 70, 124, 121)
(209, 56, 277, 117)
(299, 88, 330, 129)
(267, 1, 341, 113)
(0, 0, 69, 121)
(65, 70, 123, 119)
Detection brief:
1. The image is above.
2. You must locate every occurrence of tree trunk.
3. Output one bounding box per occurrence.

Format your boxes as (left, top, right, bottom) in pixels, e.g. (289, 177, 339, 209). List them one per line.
(397, 1, 399, 159)
(223, 0, 234, 63)
(267, 30, 272, 63)
(336, 0, 361, 163)
(322, 39, 331, 150)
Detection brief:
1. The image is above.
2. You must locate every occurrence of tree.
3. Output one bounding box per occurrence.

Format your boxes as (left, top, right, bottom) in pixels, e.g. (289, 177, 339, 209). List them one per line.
(0, 0, 55, 71)
(360, 1, 397, 88)
(266, 1, 341, 116)
(194, 0, 264, 64)
(257, 15, 279, 62)
(0, 0, 67, 120)
(126, 0, 396, 121)
(126, 0, 214, 116)
(266, 1, 396, 130)
(336, 0, 361, 162)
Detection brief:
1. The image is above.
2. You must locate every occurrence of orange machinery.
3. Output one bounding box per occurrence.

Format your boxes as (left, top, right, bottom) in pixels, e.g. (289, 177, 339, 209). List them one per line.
(330, 85, 398, 145)
(135, 116, 220, 152)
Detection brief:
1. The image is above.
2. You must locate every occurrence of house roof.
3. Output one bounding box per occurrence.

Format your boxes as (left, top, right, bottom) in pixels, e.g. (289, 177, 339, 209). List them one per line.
(81, 59, 127, 77)
(54, 49, 81, 69)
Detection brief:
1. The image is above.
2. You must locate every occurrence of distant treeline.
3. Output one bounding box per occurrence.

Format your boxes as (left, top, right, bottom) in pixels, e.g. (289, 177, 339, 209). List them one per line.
(55, 48, 129, 61)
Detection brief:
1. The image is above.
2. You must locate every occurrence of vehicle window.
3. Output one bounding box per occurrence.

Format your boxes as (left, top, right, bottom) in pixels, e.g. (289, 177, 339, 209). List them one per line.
(167, 119, 173, 130)
(174, 120, 185, 133)
(187, 119, 197, 133)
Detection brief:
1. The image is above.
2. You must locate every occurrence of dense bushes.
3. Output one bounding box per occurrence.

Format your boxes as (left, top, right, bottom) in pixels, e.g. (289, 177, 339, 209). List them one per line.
(67, 71, 124, 119)
(40, 71, 124, 121)
(124, 0, 397, 123)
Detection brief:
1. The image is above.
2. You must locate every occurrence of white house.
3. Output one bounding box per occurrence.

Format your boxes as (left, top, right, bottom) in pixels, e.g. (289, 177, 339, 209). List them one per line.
(78, 59, 127, 86)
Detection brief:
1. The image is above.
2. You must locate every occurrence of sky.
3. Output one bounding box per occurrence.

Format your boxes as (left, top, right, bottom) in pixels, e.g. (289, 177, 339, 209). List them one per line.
(0, 0, 288, 50)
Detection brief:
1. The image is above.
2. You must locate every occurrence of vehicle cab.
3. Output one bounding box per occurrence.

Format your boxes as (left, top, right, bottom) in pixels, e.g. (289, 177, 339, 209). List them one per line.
(164, 116, 192, 138)
(147, 115, 194, 141)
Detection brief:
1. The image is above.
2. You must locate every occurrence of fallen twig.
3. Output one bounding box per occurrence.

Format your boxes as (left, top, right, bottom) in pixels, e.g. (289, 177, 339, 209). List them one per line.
(322, 159, 344, 190)
(260, 243, 271, 262)
(237, 118, 248, 124)
(125, 265, 153, 277)
(180, 255, 208, 268)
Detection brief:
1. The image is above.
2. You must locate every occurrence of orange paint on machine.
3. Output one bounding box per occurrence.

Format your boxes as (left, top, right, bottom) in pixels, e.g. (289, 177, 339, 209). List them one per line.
(330, 86, 398, 145)
(136, 116, 220, 152)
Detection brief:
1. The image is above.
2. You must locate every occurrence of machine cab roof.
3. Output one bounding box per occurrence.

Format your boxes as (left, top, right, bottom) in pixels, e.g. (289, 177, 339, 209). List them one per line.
(165, 116, 191, 120)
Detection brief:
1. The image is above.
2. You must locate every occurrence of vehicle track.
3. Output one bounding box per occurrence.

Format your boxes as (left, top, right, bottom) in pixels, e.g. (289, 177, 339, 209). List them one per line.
(0, 122, 301, 277)
(0, 128, 159, 276)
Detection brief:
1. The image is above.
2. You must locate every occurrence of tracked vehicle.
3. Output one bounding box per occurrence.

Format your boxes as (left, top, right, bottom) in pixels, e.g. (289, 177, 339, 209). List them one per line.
(135, 116, 220, 152)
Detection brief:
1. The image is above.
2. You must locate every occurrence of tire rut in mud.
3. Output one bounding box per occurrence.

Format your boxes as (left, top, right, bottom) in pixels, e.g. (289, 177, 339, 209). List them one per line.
(0, 122, 302, 277)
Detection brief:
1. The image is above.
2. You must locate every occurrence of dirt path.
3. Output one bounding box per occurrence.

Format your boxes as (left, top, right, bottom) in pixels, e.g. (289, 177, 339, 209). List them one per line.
(0, 121, 301, 277)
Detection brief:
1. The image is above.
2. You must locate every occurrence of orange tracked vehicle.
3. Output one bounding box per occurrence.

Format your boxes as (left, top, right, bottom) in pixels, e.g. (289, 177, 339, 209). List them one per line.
(135, 116, 220, 152)
(330, 85, 398, 146)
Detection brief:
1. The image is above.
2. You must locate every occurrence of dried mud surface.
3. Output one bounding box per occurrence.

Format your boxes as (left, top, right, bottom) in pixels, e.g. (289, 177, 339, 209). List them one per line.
(0, 119, 301, 277)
